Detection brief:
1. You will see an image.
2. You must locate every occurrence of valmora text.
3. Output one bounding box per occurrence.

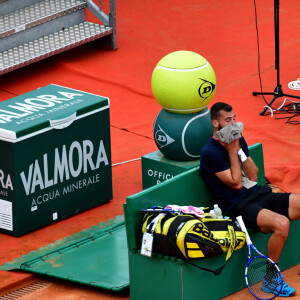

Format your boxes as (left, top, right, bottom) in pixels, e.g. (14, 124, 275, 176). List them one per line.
(20, 139, 109, 196)
(0, 92, 83, 124)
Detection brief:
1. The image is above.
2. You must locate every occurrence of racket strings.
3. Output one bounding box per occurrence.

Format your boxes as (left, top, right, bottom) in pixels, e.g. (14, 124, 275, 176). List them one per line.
(247, 257, 282, 299)
(266, 260, 278, 278)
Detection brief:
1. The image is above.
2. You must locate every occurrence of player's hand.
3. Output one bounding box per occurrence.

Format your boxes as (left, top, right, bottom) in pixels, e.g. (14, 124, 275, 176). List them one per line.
(217, 138, 240, 153)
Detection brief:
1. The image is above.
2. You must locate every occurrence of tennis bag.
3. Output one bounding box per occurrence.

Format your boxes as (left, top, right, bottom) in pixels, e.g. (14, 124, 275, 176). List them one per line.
(142, 213, 246, 275)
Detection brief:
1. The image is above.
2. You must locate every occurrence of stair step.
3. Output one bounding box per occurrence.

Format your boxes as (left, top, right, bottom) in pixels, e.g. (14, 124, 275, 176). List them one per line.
(0, 22, 112, 75)
(0, 0, 42, 16)
(0, 0, 86, 38)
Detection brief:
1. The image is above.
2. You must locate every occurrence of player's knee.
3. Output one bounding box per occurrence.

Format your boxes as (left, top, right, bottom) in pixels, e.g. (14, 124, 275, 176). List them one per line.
(276, 216, 290, 240)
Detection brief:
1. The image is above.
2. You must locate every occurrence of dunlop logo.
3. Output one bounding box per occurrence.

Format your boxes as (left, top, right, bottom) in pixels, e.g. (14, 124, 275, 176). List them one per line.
(198, 78, 216, 101)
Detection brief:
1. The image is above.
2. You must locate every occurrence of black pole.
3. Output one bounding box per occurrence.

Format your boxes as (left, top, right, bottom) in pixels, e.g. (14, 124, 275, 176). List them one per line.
(253, 0, 300, 116)
(275, 0, 279, 84)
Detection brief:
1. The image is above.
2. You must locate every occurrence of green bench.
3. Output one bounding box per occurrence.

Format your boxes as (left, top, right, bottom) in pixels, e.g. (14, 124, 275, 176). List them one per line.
(124, 143, 300, 300)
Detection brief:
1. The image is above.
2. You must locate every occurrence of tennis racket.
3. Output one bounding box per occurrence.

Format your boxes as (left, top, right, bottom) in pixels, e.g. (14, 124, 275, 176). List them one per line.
(236, 216, 283, 300)
(139, 206, 176, 214)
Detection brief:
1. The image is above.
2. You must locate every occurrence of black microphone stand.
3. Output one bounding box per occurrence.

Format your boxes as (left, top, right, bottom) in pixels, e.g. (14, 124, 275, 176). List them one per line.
(253, 0, 300, 116)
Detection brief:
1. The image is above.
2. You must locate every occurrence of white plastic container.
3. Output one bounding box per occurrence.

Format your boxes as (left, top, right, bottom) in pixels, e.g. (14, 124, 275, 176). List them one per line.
(213, 204, 223, 219)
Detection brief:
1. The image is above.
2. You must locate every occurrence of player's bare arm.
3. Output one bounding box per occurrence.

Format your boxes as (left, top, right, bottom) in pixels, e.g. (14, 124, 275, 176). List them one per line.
(242, 156, 258, 182)
(215, 139, 242, 190)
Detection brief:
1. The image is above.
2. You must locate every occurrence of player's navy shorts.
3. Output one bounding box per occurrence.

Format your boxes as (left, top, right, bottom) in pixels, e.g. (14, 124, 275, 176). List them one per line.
(229, 185, 291, 231)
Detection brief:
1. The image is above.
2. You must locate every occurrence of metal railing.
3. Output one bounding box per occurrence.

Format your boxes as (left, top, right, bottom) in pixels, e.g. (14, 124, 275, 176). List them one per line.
(85, 0, 117, 49)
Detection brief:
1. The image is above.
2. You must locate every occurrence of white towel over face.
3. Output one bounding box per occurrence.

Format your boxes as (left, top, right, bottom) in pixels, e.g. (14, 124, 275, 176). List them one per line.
(215, 122, 244, 144)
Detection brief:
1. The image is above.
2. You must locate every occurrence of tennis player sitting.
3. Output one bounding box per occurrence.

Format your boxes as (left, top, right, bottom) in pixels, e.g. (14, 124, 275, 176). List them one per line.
(200, 102, 299, 297)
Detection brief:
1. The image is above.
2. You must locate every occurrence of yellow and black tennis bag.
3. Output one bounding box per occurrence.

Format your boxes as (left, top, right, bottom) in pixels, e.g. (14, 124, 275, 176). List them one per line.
(142, 213, 246, 275)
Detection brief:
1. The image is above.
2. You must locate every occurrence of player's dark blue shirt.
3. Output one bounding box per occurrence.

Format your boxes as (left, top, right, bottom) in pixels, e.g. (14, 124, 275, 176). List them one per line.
(200, 137, 259, 212)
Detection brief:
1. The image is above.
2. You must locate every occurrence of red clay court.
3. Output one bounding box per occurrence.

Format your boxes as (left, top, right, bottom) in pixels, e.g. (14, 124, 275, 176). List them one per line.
(0, 0, 300, 298)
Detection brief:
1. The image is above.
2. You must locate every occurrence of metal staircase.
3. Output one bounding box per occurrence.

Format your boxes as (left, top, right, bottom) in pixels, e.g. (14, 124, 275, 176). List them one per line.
(0, 0, 116, 75)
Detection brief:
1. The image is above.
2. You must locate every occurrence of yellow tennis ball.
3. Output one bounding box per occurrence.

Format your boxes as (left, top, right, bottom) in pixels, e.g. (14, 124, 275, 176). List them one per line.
(151, 50, 216, 114)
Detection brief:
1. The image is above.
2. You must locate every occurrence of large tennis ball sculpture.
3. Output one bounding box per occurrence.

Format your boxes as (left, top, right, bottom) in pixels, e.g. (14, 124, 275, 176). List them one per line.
(151, 50, 216, 114)
(153, 107, 213, 161)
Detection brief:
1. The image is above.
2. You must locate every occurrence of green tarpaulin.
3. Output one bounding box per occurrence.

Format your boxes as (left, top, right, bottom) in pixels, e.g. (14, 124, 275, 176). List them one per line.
(0, 215, 129, 291)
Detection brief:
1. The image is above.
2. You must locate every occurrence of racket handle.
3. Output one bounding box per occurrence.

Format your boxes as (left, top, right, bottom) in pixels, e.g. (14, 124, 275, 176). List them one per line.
(236, 215, 252, 245)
